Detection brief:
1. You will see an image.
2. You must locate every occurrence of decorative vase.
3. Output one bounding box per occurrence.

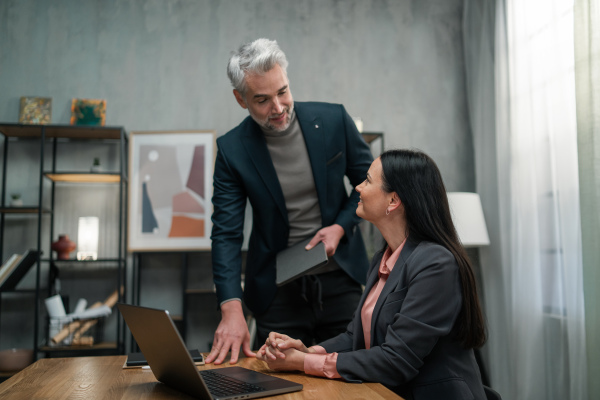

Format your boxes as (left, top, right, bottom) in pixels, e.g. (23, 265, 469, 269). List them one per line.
(51, 235, 76, 260)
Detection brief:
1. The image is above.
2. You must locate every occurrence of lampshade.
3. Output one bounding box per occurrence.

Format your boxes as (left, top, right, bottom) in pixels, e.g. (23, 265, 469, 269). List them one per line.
(77, 216, 99, 260)
(447, 192, 490, 247)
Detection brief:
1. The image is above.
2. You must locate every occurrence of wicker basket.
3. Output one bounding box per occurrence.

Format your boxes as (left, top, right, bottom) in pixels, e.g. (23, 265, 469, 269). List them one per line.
(48, 316, 105, 346)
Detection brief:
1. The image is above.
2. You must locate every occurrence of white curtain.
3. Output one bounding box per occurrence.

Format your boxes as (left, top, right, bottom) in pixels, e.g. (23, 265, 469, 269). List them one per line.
(462, 0, 509, 389)
(465, 0, 588, 399)
(574, 1, 600, 398)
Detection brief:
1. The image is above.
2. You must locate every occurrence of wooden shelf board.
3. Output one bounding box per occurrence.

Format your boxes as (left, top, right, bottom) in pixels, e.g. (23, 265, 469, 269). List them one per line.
(0, 207, 51, 214)
(49, 259, 123, 271)
(361, 132, 383, 144)
(0, 124, 124, 140)
(39, 341, 118, 352)
(44, 173, 121, 183)
(49, 258, 123, 263)
(185, 288, 216, 295)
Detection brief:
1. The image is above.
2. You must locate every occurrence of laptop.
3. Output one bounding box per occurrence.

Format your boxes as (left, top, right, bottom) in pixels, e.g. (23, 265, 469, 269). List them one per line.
(275, 238, 328, 286)
(118, 303, 302, 400)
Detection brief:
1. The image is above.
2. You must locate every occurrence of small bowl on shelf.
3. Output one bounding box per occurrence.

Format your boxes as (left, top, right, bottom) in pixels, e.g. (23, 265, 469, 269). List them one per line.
(0, 348, 34, 372)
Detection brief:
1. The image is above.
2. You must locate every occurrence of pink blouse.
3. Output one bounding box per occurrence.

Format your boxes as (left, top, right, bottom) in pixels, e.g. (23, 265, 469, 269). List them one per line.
(304, 239, 406, 379)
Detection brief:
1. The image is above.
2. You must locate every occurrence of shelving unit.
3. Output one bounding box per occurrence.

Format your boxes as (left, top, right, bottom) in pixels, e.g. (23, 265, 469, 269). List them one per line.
(361, 131, 384, 153)
(0, 123, 128, 362)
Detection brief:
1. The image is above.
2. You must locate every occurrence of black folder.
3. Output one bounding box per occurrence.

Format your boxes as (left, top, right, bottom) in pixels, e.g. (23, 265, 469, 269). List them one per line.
(275, 238, 328, 286)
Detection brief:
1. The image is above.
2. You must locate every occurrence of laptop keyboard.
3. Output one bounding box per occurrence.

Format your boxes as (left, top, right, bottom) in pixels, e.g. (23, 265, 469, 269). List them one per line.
(200, 370, 266, 398)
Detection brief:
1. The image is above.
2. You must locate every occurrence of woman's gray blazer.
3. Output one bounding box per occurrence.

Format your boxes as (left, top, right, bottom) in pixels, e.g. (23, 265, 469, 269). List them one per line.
(318, 239, 486, 400)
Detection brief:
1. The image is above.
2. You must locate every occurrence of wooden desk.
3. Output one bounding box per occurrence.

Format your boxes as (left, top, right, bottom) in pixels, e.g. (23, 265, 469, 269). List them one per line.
(0, 355, 402, 399)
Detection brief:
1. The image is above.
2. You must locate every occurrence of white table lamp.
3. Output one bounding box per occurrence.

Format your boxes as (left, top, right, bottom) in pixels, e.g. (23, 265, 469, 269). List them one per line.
(77, 216, 99, 260)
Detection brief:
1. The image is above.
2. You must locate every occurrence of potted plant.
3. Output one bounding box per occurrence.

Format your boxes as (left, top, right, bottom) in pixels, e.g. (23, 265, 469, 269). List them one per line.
(10, 193, 23, 207)
(90, 157, 102, 172)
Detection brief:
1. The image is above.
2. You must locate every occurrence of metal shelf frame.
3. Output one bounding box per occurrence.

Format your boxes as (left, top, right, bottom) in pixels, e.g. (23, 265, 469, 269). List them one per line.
(0, 123, 128, 360)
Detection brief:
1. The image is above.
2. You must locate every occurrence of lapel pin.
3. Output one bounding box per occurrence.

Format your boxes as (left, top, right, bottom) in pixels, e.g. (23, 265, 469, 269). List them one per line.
(315, 124, 319, 129)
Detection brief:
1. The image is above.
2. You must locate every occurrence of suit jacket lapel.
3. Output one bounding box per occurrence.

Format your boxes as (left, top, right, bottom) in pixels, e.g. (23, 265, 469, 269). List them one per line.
(295, 103, 327, 216)
(369, 239, 420, 347)
(241, 122, 288, 223)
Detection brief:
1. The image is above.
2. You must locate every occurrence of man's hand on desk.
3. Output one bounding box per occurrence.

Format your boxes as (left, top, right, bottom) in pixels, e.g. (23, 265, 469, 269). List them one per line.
(305, 224, 345, 257)
(205, 300, 256, 365)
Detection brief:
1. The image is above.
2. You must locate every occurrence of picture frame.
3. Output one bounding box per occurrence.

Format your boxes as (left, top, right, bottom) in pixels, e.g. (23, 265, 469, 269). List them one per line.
(70, 98, 106, 126)
(128, 130, 216, 252)
(19, 96, 52, 124)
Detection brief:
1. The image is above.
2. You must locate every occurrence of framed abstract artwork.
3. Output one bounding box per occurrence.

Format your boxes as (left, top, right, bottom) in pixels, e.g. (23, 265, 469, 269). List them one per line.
(128, 130, 216, 252)
(70, 98, 106, 126)
(19, 96, 52, 124)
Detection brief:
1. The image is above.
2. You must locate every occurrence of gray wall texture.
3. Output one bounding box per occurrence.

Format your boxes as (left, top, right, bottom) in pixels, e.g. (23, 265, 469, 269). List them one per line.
(0, 0, 473, 188)
(0, 0, 474, 352)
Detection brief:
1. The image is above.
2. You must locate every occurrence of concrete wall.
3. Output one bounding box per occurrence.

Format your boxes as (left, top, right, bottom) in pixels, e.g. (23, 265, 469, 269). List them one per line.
(0, 0, 473, 352)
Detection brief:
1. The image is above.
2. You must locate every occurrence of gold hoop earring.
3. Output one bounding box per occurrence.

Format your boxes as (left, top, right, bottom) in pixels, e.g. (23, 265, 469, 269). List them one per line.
(386, 208, 390, 216)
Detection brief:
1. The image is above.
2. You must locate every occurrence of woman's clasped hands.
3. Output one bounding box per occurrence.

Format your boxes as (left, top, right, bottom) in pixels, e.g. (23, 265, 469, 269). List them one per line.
(256, 332, 311, 372)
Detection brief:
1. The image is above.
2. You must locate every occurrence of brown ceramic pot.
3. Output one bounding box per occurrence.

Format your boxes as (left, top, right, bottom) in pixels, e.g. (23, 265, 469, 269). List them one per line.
(0, 348, 34, 372)
(51, 234, 76, 260)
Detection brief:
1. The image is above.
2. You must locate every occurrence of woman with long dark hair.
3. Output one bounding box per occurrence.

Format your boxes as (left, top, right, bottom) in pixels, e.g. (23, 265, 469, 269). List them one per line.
(256, 149, 487, 399)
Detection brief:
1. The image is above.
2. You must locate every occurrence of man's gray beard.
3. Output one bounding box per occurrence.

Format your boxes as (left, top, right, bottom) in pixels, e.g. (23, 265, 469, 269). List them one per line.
(250, 103, 294, 132)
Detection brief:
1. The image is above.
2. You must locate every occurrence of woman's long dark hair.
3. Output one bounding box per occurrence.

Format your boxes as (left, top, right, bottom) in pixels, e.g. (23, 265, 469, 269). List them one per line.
(380, 149, 486, 349)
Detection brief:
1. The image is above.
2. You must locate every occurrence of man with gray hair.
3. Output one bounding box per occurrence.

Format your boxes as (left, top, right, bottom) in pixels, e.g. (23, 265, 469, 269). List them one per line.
(206, 38, 372, 365)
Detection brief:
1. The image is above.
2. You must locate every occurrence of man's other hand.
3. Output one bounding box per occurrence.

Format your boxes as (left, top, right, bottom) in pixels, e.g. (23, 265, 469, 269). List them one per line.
(305, 224, 345, 257)
(205, 300, 256, 364)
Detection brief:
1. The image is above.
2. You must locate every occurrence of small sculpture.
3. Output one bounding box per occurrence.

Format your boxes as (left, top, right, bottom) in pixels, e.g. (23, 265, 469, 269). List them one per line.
(51, 234, 76, 260)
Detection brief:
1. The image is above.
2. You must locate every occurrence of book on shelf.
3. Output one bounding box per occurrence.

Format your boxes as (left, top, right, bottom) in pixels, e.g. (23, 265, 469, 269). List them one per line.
(0, 250, 39, 292)
(0, 254, 23, 282)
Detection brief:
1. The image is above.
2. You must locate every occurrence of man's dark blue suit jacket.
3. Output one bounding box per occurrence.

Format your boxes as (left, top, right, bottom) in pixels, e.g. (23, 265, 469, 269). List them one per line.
(210, 101, 373, 315)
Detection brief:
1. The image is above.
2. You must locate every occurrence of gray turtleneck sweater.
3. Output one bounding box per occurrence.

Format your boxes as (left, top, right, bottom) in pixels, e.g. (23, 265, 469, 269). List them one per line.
(261, 110, 322, 247)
